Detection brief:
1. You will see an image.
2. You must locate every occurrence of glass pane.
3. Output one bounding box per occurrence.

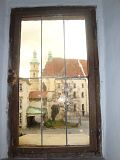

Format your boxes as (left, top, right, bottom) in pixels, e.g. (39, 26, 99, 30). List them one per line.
(19, 20, 42, 146)
(42, 20, 66, 145)
(19, 19, 89, 146)
(64, 20, 89, 145)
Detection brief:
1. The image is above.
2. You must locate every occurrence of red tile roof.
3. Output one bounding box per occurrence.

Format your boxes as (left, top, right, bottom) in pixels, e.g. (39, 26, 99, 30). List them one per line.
(29, 91, 47, 99)
(42, 58, 88, 77)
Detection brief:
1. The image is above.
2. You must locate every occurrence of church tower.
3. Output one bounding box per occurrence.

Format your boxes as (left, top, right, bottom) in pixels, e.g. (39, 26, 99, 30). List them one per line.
(30, 51, 40, 91)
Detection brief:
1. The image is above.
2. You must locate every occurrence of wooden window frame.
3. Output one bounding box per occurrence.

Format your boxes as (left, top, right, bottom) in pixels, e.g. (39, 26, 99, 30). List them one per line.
(8, 6, 101, 158)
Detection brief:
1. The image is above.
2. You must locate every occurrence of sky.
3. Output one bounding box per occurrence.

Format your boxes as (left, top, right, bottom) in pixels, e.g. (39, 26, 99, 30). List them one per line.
(20, 19, 87, 78)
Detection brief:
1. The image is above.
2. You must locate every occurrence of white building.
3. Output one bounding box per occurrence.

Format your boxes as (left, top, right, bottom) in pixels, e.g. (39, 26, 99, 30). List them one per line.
(19, 79, 30, 129)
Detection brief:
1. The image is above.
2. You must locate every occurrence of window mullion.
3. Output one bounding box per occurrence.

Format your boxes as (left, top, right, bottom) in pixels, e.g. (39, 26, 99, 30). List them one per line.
(63, 19, 68, 146)
(40, 19, 43, 146)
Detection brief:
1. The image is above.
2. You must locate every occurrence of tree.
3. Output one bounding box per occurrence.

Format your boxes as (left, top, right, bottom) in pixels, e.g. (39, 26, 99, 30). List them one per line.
(51, 104, 59, 121)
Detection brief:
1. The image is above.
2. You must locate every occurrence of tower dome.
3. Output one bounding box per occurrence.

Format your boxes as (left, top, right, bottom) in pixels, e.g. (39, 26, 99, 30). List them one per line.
(31, 50, 39, 64)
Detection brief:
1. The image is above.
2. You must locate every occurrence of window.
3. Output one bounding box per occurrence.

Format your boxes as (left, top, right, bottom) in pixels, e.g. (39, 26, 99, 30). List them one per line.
(73, 91, 76, 98)
(81, 92, 84, 98)
(9, 7, 100, 157)
(43, 98, 47, 106)
(19, 83, 22, 91)
(33, 72, 35, 77)
(66, 91, 68, 97)
(42, 82, 47, 91)
(19, 97, 22, 109)
(82, 104, 85, 116)
(19, 113, 22, 125)
(58, 83, 60, 88)
(74, 83, 76, 88)
(74, 104, 77, 111)
(82, 104, 84, 110)
(82, 83, 84, 88)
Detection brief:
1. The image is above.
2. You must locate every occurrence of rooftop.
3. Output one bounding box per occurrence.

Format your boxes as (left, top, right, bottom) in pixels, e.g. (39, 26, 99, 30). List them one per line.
(29, 91, 47, 99)
(42, 58, 88, 77)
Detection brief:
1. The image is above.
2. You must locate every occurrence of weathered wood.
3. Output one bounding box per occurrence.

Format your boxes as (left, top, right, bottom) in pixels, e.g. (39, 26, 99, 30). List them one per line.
(9, 6, 101, 158)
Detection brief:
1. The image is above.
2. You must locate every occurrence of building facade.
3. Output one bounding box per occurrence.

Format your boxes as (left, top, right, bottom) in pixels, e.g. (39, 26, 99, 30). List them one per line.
(19, 52, 89, 128)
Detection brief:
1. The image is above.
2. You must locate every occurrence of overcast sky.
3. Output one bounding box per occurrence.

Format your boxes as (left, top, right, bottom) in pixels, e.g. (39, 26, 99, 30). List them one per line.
(19, 20, 87, 78)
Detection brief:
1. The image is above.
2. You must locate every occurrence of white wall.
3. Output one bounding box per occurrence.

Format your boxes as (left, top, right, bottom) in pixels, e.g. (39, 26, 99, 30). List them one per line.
(103, 0, 120, 160)
(0, 0, 9, 159)
(0, 0, 106, 159)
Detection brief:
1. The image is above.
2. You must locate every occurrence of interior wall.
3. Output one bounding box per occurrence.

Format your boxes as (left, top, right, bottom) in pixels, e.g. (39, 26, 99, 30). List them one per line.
(0, 0, 106, 159)
(0, 0, 9, 159)
(102, 0, 120, 160)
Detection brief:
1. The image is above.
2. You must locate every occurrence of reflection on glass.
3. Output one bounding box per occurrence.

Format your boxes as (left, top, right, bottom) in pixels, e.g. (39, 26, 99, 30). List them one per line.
(19, 19, 89, 146)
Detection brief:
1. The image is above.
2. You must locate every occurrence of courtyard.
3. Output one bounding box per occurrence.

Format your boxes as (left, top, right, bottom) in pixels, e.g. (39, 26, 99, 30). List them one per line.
(19, 117, 89, 146)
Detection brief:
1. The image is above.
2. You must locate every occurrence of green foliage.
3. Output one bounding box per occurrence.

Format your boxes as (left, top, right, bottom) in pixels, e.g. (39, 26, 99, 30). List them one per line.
(51, 104, 59, 121)
(44, 119, 53, 128)
(44, 119, 78, 128)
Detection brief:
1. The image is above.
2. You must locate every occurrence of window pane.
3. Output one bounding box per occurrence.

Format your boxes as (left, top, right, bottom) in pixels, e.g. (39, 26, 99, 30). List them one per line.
(19, 20, 42, 146)
(19, 19, 89, 146)
(64, 20, 89, 145)
(42, 20, 66, 145)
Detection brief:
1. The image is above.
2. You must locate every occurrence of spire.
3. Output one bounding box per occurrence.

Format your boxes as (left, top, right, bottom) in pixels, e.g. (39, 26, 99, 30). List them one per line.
(48, 51, 53, 62)
(31, 50, 39, 64)
(33, 50, 37, 58)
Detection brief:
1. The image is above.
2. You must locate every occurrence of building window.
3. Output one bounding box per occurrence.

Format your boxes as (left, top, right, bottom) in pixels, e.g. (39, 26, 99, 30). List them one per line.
(33, 72, 35, 77)
(81, 92, 84, 98)
(82, 83, 84, 88)
(42, 82, 47, 91)
(58, 83, 60, 88)
(19, 83, 22, 91)
(65, 83, 68, 88)
(66, 91, 68, 97)
(74, 104, 77, 111)
(43, 98, 47, 106)
(19, 97, 22, 109)
(73, 92, 76, 98)
(19, 113, 22, 124)
(10, 6, 100, 156)
(82, 104, 85, 116)
(74, 83, 76, 88)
